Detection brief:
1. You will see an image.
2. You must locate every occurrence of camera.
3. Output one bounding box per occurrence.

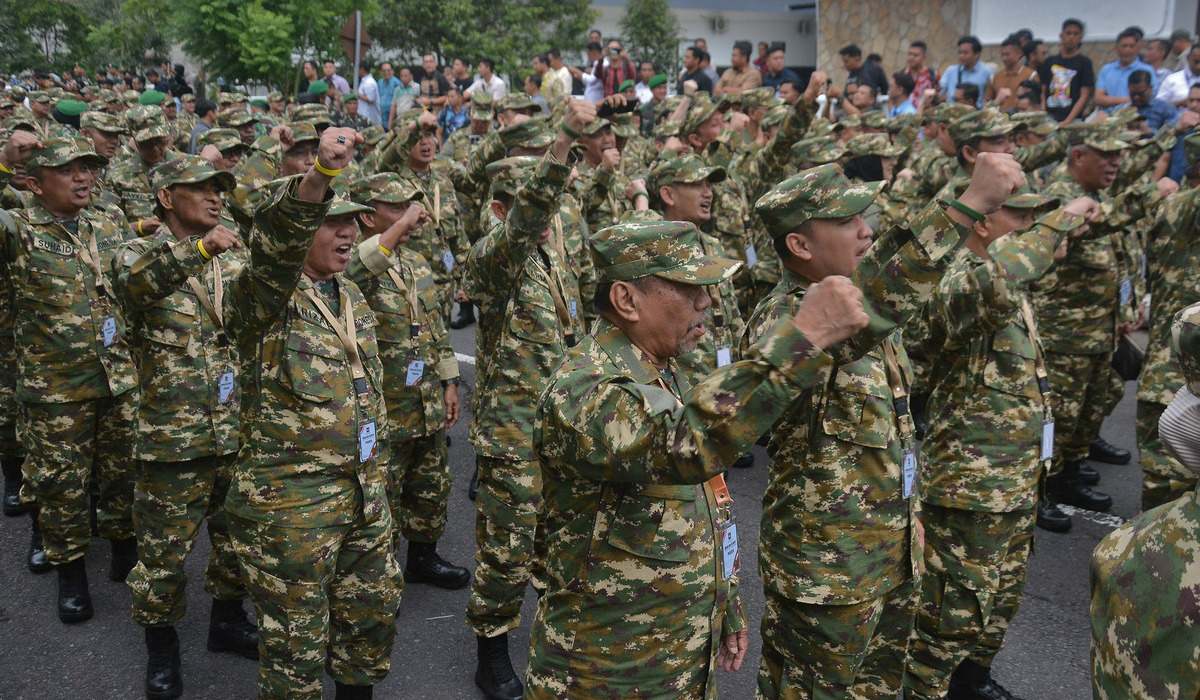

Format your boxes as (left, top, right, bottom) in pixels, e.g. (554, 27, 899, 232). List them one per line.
(609, 47, 621, 55)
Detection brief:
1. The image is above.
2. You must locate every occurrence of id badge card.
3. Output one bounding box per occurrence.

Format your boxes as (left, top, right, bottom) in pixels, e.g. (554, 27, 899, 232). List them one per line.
(358, 419, 377, 463)
(442, 249, 455, 273)
(101, 316, 117, 347)
(719, 518, 740, 580)
(1041, 418, 1055, 461)
(716, 347, 732, 367)
(405, 360, 425, 386)
(901, 447, 918, 499)
(1119, 277, 1132, 306)
(217, 370, 235, 404)
(570, 300, 578, 319)
(744, 243, 758, 268)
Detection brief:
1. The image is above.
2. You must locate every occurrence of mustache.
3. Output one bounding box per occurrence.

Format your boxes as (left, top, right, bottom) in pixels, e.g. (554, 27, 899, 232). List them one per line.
(689, 309, 712, 331)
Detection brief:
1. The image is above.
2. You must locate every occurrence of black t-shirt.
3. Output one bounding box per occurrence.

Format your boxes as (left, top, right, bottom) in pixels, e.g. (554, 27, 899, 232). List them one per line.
(848, 63, 889, 96)
(1037, 53, 1095, 121)
(681, 69, 714, 96)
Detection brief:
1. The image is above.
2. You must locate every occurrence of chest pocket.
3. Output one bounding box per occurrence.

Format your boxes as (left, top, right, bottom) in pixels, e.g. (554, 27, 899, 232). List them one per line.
(121, 191, 158, 220)
(144, 293, 197, 348)
(27, 243, 79, 308)
(982, 322, 1039, 399)
(282, 313, 349, 403)
(1069, 236, 1116, 271)
(605, 483, 701, 563)
(506, 268, 559, 345)
(821, 355, 893, 449)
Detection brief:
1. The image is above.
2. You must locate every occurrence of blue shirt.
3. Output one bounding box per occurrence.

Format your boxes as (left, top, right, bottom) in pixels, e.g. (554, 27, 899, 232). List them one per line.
(888, 99, 917, 119)
(1138, 98, 1178, 132)
(437, 105, 469, 139)
(1096, 59, 1159, 112)
(377, 75, 401, 127)
(940, 62, 994, 107)
(763, 68, 801, 92)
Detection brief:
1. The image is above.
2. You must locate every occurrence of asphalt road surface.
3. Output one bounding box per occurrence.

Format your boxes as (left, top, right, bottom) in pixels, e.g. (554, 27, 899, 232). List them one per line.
(0, 316, 1144, 699)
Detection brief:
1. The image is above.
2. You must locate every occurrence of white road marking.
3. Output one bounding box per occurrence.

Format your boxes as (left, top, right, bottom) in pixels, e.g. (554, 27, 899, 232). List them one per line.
(1057, 504, 1127, 530)
(455, 352, 476, 366)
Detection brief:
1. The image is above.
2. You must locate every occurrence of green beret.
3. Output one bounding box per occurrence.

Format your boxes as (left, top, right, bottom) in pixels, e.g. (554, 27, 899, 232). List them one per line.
(756, 163, 883, 239)
(949, 107, 1014, 147)
(486, 155, 540, 198)
(1173, 301, 1200, 395)
(307, 80, 329, 96)
(650, 152, 726, 192)
(27, 136, 108, 171)
(139, 89, 166, 106)
(55, 100, 88, 117)
(618, 79, 635, 93)
(647, 74, 667, 89)
(349, 172, 425, 205)
(150, 154, 237, 192)
(343, 94, 358, 104)
(791, 136, 843, 166)
(841, 133, 905, 161)
(250, 97, 269, 109)
(589, 220, 742, 285)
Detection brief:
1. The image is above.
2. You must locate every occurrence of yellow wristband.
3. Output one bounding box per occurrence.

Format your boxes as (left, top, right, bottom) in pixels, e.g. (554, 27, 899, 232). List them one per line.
(0, 160, 12, 174)
(197, 238, 212, 260)
(137, 220, 144, 235)
(378, 243, 392, 256)
(313, 157, 343, 177)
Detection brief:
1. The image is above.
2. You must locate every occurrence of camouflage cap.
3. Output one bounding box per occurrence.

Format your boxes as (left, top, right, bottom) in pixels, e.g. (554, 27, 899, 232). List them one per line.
(1173, 301, 1200, 395)
(756, 163, 884, 239)
(218, 107, 255, 128)
(652, 120, 683, 139)
(496, 93, 537, 112)
(486, 156, 540, 197)
(589, 220, 742, 285)
(682, 95, 727, 135)
(126, 104, 170, 142)
(180, 93, 196, 104)
(834, 113, 862, 131)
(3, 115, 35, 132)
(654, 95, 685, 119)
(217, 92, 237, 105)
(760, 105, 789, 129)
(267, 91, 285, 102)
(1010, 111, 1056, 136)
(1184, 130, 1200, 166)
(469, 91, 494, 121)
(139, 89, 167, 106)
(650, 152, 726, 192)
(286, 121, 321, 144)
(610, 112, 638, 138)
(501, 116, 555, 150)
(100, 88, 122, 104)
(290, 103, 333, 127)
(741, 86, 777, 110)
(0, 95, 13, 109)
(1081, 125, 1130, 153)
(349, 172, 425, 205)
(195, 128, 247, 153)
(949, 107, 1014, 146)
(791, 136, 844, 165)
(1108, 105, 1142, 126)
(232, 92, 249, 103)
(150, 153, 237, 192)
(359, 125, 386, 146)
(29, 90, 52, 104)
(49, 87, 67, 101)
(860, 111, 888, 130)
(841, 133, 904, 160)
(122, 89, 141, 102)
(928, 101, 973, 124)
(327, 193, 375, 218)
(26, 136, 108, 170)
(7, 86, 27, 101)
(581, 117, 613, 136)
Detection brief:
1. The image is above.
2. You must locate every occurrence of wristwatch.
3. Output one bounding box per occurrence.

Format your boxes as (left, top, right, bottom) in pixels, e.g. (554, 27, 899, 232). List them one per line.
(442, 378, 460, 387)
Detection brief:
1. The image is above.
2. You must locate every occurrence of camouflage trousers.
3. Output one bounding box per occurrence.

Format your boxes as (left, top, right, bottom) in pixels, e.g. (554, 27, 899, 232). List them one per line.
(757, 579, 919, 699)
(1044, 351, 1125, 471)
(1137, 400, 1198, 511)
(19, 393, 137, 565)
(386, 429, 451, 548)
(128, 454, 246, 627)
(466, 455, 542, 638)
(0, 352, 24, 460)
(230, 510, 403, 699)
(904, 505, 1036, 700)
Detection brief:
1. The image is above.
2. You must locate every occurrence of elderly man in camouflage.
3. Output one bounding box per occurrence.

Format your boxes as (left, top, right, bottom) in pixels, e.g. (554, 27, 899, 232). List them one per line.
(0, 137, 141, 624)
(527, 218, 870, 699)
(1090, 301, 1200, 700)
(223, 127, 401, 700)
(903, 187, 1099, 700)
(343, 172, 471, 589)
(461, 100, 589, 700)
(746, 154, 1025, 699)
(114, 156, 258, 699)
(1034, 128, 1179, 527)
(1135, 131, 1200, 511)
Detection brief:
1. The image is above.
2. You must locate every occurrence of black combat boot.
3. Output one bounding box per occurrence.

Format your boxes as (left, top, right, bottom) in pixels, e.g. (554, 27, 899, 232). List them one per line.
(1088, 438, 1131, 465)
(333, 682, 374, 699)
(2, 459, 25, 516)
(1077, 462, 1101, 485)
(475, 632, 523, 700)
(109, 537, 138, 582)
(947, 659, 1025, 699)
(28, 512, 51, 574)
(1047, 461, 1112, 512)
(731, 453, 754, 468)
(56, 557, 93, 624)
(207, 598, 260, 659)
(145, 625, 183, 699)
(450, 301, 476, 329)
(405, 541, 471, 589)
(468, 460, 479, 501)
(1035, 500, 1071, 533)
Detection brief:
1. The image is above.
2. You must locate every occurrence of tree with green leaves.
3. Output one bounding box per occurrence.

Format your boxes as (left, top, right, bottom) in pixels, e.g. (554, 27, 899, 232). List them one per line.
(0, 0, 93, 76)
(82, 0, 174, 73)
(618, 0, 683, 84)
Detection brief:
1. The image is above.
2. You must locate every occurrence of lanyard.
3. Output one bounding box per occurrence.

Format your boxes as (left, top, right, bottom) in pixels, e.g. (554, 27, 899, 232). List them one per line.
(385, 264, 421, 339)
(654, 375, 732, 507)
(539, 248, 576, 347)
(607, 187, 620, 226)
(302, 286, 372, 402)
(1017, 296, 1054, 417)
(430, 181, 442, 228)
(62, 224, 110, 298)
(186, 258, 227, 344)
(698, 235, 726, 345)
(881, 338, 916, 446)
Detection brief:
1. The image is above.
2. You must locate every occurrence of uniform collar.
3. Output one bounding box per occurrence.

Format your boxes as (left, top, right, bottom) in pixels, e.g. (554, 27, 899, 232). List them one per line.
(23, 199, 88, 226)
(592, 316, 674, 386)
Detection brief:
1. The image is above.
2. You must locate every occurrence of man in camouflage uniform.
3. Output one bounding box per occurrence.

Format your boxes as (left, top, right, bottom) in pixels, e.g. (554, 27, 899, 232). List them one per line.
(29, 91, 65, 141)
(0, 137, 140, 623)
(224, 127, 402, 700)
(107, 105, 179, 233)
(1035, 129, 1175, 523)
(746, 155, 1025, 699)
(80, 110, 127, 160)
(217, 107, 257, 147)
(378, 110, 470, 321)
(904, 189, 1097, 700)
(114, 156, 257, 698)
(1090, 301, 1200, 700)
(462, 101, 590, 700)
(441, 92, 493, 167)
(226, 122, 323, 232)
(339, 95, 373, 131)
(1135, 132, 1200, 511)
(343, 172, 471, 590)
(176, 94, 198, 150)
(527, 220, 870, 699)
(195, 128, 251, 172)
